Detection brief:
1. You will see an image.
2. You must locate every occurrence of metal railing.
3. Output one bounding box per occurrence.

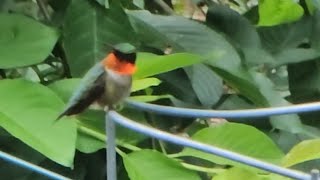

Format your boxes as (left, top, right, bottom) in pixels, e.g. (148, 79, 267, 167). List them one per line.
(2, 100, 320, 179)
(107, 100, 320, 180)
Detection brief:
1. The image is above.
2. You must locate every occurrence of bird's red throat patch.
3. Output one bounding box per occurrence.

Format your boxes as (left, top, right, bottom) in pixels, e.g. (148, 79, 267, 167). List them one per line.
(102, 53, 136, 75)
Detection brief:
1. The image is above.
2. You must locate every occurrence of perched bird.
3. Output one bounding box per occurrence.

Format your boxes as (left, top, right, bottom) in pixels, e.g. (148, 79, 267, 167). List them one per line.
(56, 43, 137, 120)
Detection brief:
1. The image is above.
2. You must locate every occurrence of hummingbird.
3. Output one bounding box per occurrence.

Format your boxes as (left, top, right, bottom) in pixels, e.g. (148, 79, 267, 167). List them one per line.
(56, 43, 137, 120)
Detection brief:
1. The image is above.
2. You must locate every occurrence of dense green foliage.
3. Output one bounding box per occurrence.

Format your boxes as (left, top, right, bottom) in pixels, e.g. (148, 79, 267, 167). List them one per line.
(1, 0, 320, 179)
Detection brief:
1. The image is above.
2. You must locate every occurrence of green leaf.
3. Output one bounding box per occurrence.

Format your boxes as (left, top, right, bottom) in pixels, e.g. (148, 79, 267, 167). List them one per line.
(185, 64, 223, 107)
(282, 139, 320, 167)
(48, 79, 81, 102)
(311, 11, 320, 50)
(64, 0, 138, 77)
(95, 0, 109, 8)
(273, 48, 320, 66)
(305, 0, 316, 14)
(180, 123, 284, 169)
(213, 167, 261, 180)
(205, 5, 276, 66)
(258, 0, 304, 26)
(0, 13, 59, 68)
(129, 95, 171, 102)
(128, 10, 229, 59)
(75, 110, 106, 153)
(131, 77, 161, 92)
(252, 72, 320, 137)
(258, 18, 311, 53)
(208, 66, 268, 106)
(0, 79, 77, 167)
(133, 0, 144, 9)
(129, 10, 268, 106)
(76, 128, 105, 153)
(123, 150, 201, 180)
(206, 5, 261, 48)
(158, 70, 200, 105)
(134, 53, 203, 79)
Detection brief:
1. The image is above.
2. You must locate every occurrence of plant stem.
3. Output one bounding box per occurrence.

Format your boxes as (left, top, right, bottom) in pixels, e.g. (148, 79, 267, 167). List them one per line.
(181, 162, 225, 174)
(76, 122, 141, 151)
(55, 45, 72, 78)
(31, 66, 45, 83)
(167, 152, 183, 158)
(158, 140, 167, 155)
(77, 123, 105, 141)
(116, 147, 126, 157)
(36, 0, 71, 78)
(154, 0, 175, 15)
(36, 0, 51, 21)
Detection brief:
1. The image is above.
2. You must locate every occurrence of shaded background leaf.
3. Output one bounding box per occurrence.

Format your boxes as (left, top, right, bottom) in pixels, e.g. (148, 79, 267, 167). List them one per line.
(0, 13, 59, 68)
(64, 0, 138, 77)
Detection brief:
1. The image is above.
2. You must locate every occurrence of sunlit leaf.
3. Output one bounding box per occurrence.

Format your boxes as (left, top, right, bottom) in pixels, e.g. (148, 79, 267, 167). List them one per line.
(124, 150, 201, 180)
(258, 0, 304, 26)
(282, 139, 320, 167)
(180, 123, 284, 170)
(131, 77, 161, 92)
(0, 79, 76, 167)
(134, 53, 203, 79)
(129, 95, 171, 102)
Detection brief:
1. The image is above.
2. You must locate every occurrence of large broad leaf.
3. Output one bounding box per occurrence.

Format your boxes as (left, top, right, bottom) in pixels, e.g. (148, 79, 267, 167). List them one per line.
(185, 64, 223, 107)
(310, 11, 320, 50)
(252, 73, 307, 134)
(157, 69, 200, 105)
(206, 4, 261, 48)
(258, 18, 311, 53)
(123, 150, 201, 180)
(129, 9, 316, 136)
(48, 78, 80, 102)
(128, 10, 232, 59)
(258, 0, 304, 26)
(205, 5, 275, 66)
(134, 53, 203, 79)
(129, 10, 268, 106)
(0, 79, 76, 167)
(64, 0, 138, 77)
(0, 13, 59, 68)
(180, 123, 284, 169)
(282, 139, 320, 167)
(273, 48, 320, 66)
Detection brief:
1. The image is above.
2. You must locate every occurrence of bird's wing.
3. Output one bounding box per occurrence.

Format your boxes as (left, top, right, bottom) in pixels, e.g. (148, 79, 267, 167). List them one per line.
(56, 63, 106, 120)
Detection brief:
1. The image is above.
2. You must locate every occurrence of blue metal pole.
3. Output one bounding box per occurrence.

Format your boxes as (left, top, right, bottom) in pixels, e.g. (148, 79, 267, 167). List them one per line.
(106, 112, 117, 180)
(0, 150, 70, 180)
(126, 100, 320, 118)
(109, 111, 312, 180)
